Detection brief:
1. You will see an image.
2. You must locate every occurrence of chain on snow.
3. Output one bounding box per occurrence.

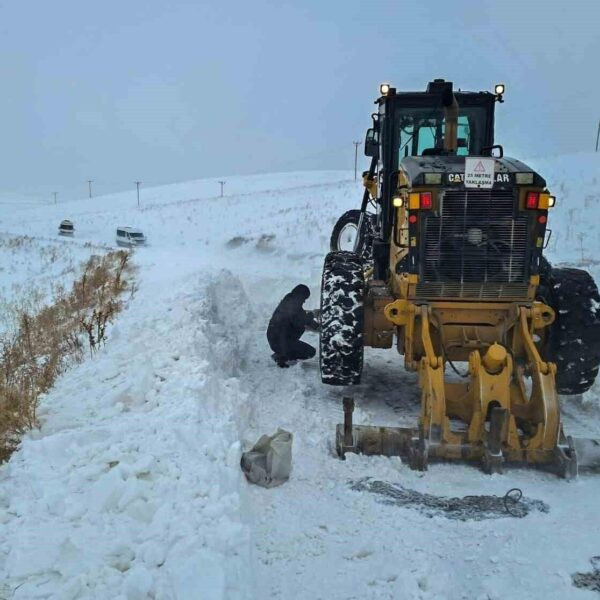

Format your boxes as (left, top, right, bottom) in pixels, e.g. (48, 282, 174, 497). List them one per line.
(350, 479, 548, 521)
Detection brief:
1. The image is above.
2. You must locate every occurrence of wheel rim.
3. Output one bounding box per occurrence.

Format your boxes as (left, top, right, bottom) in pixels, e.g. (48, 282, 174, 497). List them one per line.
(337, 223, 358, 251)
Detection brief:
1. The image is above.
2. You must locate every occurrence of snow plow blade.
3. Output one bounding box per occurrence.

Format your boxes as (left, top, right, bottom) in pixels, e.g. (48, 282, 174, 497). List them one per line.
(336, 398, 600, 478)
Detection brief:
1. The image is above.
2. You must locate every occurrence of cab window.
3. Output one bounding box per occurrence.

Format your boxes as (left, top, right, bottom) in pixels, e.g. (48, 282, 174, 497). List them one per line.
(396, 107, 486, 158)
(456, 115, 470, 156)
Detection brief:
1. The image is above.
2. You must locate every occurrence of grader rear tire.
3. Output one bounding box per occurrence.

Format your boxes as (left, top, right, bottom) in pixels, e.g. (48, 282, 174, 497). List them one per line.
(319, 251, 364, 385)
(330, 210, 375, 265)
(546, 267, 600, 395)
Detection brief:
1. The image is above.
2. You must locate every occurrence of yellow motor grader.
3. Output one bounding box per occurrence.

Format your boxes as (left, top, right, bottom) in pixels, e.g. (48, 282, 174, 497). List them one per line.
(321, 80, 600, 478)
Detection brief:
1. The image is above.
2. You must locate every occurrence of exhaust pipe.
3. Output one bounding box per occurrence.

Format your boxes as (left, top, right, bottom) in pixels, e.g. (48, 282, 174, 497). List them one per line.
(442, 87, 458, 153)
(425, 79, 459, 153)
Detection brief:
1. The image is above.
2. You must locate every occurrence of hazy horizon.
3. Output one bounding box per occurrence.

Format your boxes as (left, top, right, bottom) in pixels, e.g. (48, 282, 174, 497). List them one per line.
(2, 0, 599, 202)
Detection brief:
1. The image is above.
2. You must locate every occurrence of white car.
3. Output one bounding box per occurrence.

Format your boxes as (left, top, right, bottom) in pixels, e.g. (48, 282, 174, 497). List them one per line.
(116, 227, 146, 247)
(58, 219, 74, 236)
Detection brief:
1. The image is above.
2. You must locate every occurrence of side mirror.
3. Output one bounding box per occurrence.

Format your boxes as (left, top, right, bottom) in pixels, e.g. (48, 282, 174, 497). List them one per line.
(482, 144, 504, 158)
(364, 128, 379, 158)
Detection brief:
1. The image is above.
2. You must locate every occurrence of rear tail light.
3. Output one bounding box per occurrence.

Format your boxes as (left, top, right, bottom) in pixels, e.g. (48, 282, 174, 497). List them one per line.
(409, 192, 434, 210)
(525, 192, 553, 210)
(420, 192, 432, 209)
(526, 192, 539, 209)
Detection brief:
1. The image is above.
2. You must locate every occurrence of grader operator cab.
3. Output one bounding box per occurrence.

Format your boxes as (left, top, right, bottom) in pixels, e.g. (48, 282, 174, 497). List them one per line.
(321, 80, 600, 478)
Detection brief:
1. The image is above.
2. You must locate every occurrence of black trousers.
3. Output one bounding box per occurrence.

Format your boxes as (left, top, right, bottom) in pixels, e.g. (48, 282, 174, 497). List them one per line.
(275, 339, 316, 361)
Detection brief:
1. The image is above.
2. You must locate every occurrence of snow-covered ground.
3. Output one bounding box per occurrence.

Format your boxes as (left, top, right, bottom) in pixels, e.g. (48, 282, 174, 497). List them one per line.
(0, 234, 110, 336)
(0, 156, 599, 599)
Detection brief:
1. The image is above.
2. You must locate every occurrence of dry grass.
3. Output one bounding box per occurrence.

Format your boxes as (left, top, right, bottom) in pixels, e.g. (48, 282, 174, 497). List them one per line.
(0, 250, 134, 462)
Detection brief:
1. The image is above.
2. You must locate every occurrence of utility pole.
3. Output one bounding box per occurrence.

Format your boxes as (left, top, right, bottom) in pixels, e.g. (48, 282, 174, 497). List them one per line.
(353, 141, 361, 180)
(596, 119, 600, 152)
(218, 180, 226, 197)
(53, 192, 58, 204)
(87, 180, 93, 198)
(134, 181, 141, 207)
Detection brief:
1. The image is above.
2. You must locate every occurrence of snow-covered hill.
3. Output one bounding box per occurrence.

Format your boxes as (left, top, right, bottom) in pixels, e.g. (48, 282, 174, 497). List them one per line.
(1, 156, 600, 599)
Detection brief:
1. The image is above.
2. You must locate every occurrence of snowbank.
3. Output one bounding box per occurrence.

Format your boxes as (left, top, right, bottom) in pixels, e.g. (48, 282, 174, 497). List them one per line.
(0, 272, 255, 599)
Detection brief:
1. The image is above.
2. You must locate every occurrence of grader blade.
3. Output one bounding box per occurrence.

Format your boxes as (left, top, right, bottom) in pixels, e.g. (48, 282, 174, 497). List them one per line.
(336, 399, 600, 478)
(573, 438, 600, 472)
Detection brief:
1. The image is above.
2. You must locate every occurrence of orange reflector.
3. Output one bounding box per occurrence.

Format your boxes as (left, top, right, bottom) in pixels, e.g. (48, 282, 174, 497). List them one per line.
(409, 193, 420, 210)
(538, 193, 551, 209)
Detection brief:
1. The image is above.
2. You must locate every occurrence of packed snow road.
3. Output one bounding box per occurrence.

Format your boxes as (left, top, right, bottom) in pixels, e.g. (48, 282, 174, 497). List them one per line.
(1, 160, 600, 599)
(240, 273, 600, 600)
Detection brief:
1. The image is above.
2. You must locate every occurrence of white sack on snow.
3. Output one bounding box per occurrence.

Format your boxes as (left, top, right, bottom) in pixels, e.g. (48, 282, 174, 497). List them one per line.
(240, 429, 292, 488)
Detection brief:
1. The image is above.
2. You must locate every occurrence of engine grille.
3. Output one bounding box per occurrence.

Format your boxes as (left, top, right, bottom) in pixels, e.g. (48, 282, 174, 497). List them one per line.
(419, 189, 529, 299)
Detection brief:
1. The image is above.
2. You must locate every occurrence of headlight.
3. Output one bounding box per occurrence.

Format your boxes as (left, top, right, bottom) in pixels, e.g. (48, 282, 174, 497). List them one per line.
(424, 173, 442, 185)
(516, 172, 534, 185)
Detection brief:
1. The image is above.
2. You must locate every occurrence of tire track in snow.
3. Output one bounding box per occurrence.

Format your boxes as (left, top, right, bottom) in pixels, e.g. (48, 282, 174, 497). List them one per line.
(229, 272, 600, 600)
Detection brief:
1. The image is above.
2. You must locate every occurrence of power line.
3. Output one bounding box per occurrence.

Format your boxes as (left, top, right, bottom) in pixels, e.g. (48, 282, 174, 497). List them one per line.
(3, 141, 363, 203)
(259, 141, 355, 173)
(596, 120, 600, 152)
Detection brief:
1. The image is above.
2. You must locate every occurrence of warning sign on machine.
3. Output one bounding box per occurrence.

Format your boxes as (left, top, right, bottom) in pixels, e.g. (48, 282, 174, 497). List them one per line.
(464, 158, 495, 189)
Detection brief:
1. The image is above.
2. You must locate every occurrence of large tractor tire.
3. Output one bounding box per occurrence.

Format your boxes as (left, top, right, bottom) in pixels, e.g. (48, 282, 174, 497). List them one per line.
(330, 210, 375, 265)
(319, 251, 364, 385)
(545, 267, 600, 395)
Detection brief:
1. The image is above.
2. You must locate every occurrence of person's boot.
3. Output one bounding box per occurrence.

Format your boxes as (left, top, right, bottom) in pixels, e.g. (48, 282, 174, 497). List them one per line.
(271, 353, 290, 368)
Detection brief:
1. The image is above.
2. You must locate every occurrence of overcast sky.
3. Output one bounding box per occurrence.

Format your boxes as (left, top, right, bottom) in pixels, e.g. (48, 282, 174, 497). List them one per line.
(1, 0, 599, 201)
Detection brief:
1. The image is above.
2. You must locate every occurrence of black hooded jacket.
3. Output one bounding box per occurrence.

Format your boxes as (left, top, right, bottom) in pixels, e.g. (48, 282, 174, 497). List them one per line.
(266, 284, 313, 356)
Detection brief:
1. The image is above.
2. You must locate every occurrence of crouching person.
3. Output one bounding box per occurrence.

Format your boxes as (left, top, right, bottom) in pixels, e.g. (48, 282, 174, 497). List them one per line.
(267, 284, 319, 368)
